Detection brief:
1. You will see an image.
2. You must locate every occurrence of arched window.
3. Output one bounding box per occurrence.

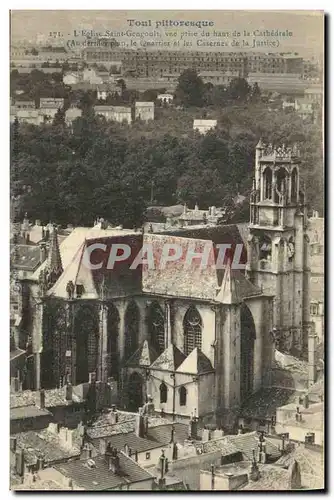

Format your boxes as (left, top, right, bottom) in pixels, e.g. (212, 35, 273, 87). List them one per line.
(291, 168, 298, 203)
(107, 304, 120, 380)
(125, 301, 139, 357)
(184, 307, 202, 356)
(263, 167, 272, 200)
(160, 382, 167, 403)
(179, 386, 187, 406)
(74, 305, 99, 385)
(148, 302, 165, 354)
(275, 168, 288, 203)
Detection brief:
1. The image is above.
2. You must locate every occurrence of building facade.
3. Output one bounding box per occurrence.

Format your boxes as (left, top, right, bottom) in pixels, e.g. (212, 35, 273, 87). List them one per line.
(17, 144, 310, 428)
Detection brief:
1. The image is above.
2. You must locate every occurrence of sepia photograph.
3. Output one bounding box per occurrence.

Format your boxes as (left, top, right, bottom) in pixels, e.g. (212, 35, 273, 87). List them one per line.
(9, 9, 324, 491)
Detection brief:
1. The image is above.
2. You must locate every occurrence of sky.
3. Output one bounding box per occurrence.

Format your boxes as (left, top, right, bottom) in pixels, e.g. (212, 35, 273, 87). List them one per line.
(10, 10, 324, 57)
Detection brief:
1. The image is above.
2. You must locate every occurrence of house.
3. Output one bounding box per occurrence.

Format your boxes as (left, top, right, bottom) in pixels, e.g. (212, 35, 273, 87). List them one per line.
(193, 119, 217, 135)
(135, 101, 154, 121)
(275, 398, 324, 446)
(157, 93, 174, 104)
(94, 105, 132, 124)
(50, 449, 155, 490)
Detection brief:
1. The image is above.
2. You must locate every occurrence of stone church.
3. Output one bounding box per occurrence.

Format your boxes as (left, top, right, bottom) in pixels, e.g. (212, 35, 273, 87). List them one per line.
(13, 142, 311, 425)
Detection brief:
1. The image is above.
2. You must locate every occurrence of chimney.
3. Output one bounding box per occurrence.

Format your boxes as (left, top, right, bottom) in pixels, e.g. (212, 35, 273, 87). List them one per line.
(109, 405, 118, 425)
(35, 219, 41, 226)
(210, 464, 215, 490)
(135, 407, 145, 438)
(124, 444, 129, 456)
(10, 436, 17, 453)
(238, 426, 243, 435)
(36, 389, 45, 408)
(249, 450, 260, 482)
(15, 449, 25, 477)
(211, 206, 216, 216)
(158, 449, 168, 481)
(25, 232, 30, 244)
(308, 332, 317, 388)
(99, 439, 107, 455)
(170, 426, 175, 443)
(134, 450, 138, 462)
(303, 394, 309, 409)
(202, 428, 211, 441)
(89, 372, 96, 385)
(39, 242, 47, 263)
(36, 457, 45, 470)
(188, 412, 198, 440)
(106, 446, 120, 474)
(172, 442, 178, 460)
(65, 383, 73, 401)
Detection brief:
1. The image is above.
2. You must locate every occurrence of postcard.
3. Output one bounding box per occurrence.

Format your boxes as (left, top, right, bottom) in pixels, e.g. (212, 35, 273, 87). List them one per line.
(10, 10, 324, 491)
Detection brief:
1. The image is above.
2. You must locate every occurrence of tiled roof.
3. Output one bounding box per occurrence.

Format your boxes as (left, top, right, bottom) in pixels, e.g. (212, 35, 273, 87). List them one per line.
(150, 344, 186, 371)
(226, 432, 281, 461)
(10, 387, 84, 409)
(275, 445, 324, 489)
(240, 463, 293, 490)
(91, 423, 189, 453)
(11, 245, 41, 271)
(239, 388, 300, 420)
(13, 479, 64, 490)
(176, 348, 214, 375)
(53, 453, 153, 490)
(125, 340, 158, 367)
(13, 428, 81, 465)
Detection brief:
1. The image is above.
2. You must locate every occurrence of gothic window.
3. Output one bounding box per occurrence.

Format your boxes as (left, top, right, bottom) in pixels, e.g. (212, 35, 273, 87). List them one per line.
(184, 306, 202, 356)
(263, 167, 272, 200)
(291, 168, 298, 203)
(125, 301, 139, 357)
(160, 382, 168, 403)
(275, 168, 288, 203)
(107, 304, 120, 380)
(179, 386, 187, 406)
(148, 302, 165, 354)
(74, 305, 99, 385)
(259, 235, 272, 261)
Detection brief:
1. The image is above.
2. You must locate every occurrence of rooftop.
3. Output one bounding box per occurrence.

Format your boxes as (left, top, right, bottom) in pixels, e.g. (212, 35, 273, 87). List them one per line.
(10, 387, 85, 409)
(53, 452, 153, 490)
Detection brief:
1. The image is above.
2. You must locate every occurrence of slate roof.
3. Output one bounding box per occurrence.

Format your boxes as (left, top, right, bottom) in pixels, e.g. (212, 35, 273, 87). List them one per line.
(125, 340, 158, 367)
(226, 432, 281, 461)
(53, 453, 153, 490)
(176, 348, 214, 375)
(239, 388, 300, 420)
(10, 405, 51, 420)
(216, 261, 262, 304)
(150, 344, 186, 371)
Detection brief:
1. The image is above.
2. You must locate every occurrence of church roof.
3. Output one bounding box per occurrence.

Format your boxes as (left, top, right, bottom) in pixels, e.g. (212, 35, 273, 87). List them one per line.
(215, 261, 262, 304)
(176, 348, 214, 375)
(125, 340, 158, 367)
(150, 344, 186, 371)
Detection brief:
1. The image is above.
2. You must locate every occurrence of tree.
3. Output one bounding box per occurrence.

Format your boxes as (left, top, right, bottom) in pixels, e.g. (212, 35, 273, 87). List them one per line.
(174, 69, 205, 107)
(227, 78, 251, 102)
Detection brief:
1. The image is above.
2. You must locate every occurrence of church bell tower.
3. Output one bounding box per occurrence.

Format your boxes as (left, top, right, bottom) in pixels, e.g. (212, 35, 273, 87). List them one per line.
(247, 141, 310, 356)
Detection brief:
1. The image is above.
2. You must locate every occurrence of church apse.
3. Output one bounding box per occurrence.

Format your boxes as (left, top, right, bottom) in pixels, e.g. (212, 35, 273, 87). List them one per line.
(124, 300, 140, 358)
